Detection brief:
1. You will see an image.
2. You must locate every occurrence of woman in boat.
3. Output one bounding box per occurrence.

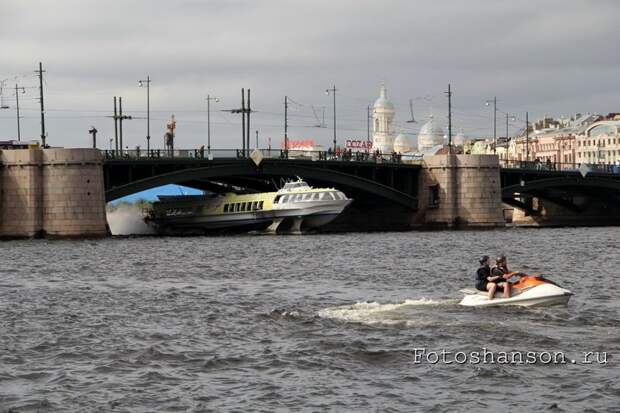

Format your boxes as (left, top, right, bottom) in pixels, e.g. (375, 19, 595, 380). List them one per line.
(491, 255, 514, 298)
(476, 255, 510, 300)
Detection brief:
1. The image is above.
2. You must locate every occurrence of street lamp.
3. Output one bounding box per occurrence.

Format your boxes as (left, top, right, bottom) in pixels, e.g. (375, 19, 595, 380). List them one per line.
(138, 76, 151, 152)
(485, 96, 497, 153)
(206, 94, 219, 159)
(14, 84, 25, 141)
(325, 85, 337, 153)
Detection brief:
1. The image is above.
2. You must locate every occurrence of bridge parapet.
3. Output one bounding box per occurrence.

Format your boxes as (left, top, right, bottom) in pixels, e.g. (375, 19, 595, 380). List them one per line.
(101, 148, 425, 166)
(500, 159, 620, 175)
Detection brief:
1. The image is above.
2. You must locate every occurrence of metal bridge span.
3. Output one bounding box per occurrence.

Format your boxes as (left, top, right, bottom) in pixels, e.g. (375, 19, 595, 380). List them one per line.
(103, 155, 620, 228)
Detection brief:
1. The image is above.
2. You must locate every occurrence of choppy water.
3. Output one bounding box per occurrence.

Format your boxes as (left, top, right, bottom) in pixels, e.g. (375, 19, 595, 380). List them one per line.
(1, 228, 619, 412)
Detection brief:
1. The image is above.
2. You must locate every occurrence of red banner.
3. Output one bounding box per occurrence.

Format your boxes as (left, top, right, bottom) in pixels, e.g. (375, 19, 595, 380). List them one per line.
(281, 139, 317, 149)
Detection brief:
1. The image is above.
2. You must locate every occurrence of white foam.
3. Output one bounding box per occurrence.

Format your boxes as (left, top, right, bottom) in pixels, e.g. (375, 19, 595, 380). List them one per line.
(318, 298, 456, 325)
(106, 204, 155, 235)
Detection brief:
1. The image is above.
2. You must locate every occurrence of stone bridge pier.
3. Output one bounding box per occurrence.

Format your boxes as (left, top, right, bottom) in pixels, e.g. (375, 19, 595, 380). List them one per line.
(419, 154, 505, 227)
(0, 148, 108, 238)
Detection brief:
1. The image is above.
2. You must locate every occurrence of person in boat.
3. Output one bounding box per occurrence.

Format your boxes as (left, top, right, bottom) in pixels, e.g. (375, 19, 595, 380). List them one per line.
(475, 255, 510, 300)
(491, 256, 515, 298)
(493, 255, 525, 280)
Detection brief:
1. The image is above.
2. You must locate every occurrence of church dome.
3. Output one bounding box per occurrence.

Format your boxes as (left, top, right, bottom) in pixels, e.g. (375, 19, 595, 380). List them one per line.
(418, 115, 445, 150)
(393, 132, 412, 153)
(373, 85, 394, 111)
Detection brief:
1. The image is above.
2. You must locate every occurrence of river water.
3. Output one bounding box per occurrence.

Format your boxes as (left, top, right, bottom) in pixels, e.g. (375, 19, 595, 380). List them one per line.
(1, 228, 618, 412)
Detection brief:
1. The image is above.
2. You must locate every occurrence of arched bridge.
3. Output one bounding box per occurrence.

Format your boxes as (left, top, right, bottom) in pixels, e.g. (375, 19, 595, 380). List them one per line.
(103, 153, 620, 228)
(103, 156, 421, 210)
(500, 162, 620, 220)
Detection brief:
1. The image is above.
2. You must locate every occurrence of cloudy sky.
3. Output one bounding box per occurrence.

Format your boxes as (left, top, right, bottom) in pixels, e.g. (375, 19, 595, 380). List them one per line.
(1, 0, 618, 150)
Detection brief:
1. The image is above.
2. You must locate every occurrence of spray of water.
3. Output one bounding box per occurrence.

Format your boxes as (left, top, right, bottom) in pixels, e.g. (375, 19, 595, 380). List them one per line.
(318, 298, 458, 326)
(106, 203, 155, 235)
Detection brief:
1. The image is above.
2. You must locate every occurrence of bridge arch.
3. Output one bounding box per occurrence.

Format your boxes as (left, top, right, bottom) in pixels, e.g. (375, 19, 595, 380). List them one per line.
(502, 176, 620, 212)
(502, 176, 620, 198)
(105, 162, 418, 209)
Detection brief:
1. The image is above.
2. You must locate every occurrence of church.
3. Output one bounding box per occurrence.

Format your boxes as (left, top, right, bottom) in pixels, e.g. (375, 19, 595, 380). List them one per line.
(371, 85, 462, 154)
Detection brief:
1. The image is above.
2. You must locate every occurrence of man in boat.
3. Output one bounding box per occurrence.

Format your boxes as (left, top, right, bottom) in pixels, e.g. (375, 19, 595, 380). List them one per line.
(475, 255, 510, 300)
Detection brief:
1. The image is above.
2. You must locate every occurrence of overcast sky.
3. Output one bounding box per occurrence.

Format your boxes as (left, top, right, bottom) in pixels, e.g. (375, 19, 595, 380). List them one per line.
(1, 0, 618, 150)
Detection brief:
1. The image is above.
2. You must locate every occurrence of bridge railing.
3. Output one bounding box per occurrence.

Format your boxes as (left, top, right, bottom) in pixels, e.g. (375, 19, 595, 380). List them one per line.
(500, 159, 620, 174)
(102, 148, 425, 165)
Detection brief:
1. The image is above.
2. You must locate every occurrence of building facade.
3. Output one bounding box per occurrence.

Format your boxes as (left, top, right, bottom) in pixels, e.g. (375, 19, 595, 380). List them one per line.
(575, 120, 620, 165)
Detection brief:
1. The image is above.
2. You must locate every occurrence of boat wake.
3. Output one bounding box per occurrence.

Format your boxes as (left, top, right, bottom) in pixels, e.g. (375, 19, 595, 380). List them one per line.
(318, 298, 458, 326)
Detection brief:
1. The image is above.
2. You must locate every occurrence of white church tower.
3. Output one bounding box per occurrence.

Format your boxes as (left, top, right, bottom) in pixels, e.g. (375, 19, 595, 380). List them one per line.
(372, 84, 395, 153)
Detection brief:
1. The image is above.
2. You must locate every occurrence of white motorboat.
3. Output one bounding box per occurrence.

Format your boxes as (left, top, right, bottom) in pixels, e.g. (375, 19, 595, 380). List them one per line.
(268, 179, 353, 233)
(145, 178, 352, 234)
(459, 274, 572, 307)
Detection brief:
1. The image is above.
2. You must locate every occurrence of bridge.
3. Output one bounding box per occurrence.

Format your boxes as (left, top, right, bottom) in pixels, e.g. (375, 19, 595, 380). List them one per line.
(102, 149, 423, 231)
(2, 147, 619, 238)
(103, 149, 620, 228)
(499, 160, 620, 225)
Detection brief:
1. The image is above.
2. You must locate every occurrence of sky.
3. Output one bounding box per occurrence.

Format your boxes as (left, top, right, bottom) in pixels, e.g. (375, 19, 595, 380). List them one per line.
(1, 0, 618, 151)
(109, 184, 202, 203)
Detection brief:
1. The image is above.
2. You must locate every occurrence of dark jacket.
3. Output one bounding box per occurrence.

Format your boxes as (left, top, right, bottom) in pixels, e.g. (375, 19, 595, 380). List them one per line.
(476, 266, 491, 290)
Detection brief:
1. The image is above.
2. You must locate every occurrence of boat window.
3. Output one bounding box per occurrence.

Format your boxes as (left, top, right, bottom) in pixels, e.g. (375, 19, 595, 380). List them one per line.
(274, 195, 281, 204)
(234, 203, 240, 212)
(318, 192, 325, 200)
(312, 192, 320, 200)
(328, 192, 337, 200)
(224, 204, 229, 213)
(302, 193, 311, 201)
(336, 192, 346, 200)
(295, 194, 303, 202)
(241, 202, 247, 212)
(259, 201, 264, 210)
(252, 201, 258, 210)
(280, 195, 288, 204)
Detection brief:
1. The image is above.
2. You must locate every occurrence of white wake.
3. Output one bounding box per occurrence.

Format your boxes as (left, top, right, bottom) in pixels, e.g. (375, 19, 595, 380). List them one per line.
(318, 298, 457, 326)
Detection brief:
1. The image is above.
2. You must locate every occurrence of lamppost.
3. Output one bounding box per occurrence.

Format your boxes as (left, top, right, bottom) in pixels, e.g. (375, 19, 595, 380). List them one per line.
(206, 94, 219, 159)
(525, 111, 530, 163)
(89, 126, 97, 148)
(485, 96, 497, 153)
(503, 112, 516, 161)
(325, 85, 337, 153)
(138, 76, 151, 152)
(14, 84, 25, 141)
